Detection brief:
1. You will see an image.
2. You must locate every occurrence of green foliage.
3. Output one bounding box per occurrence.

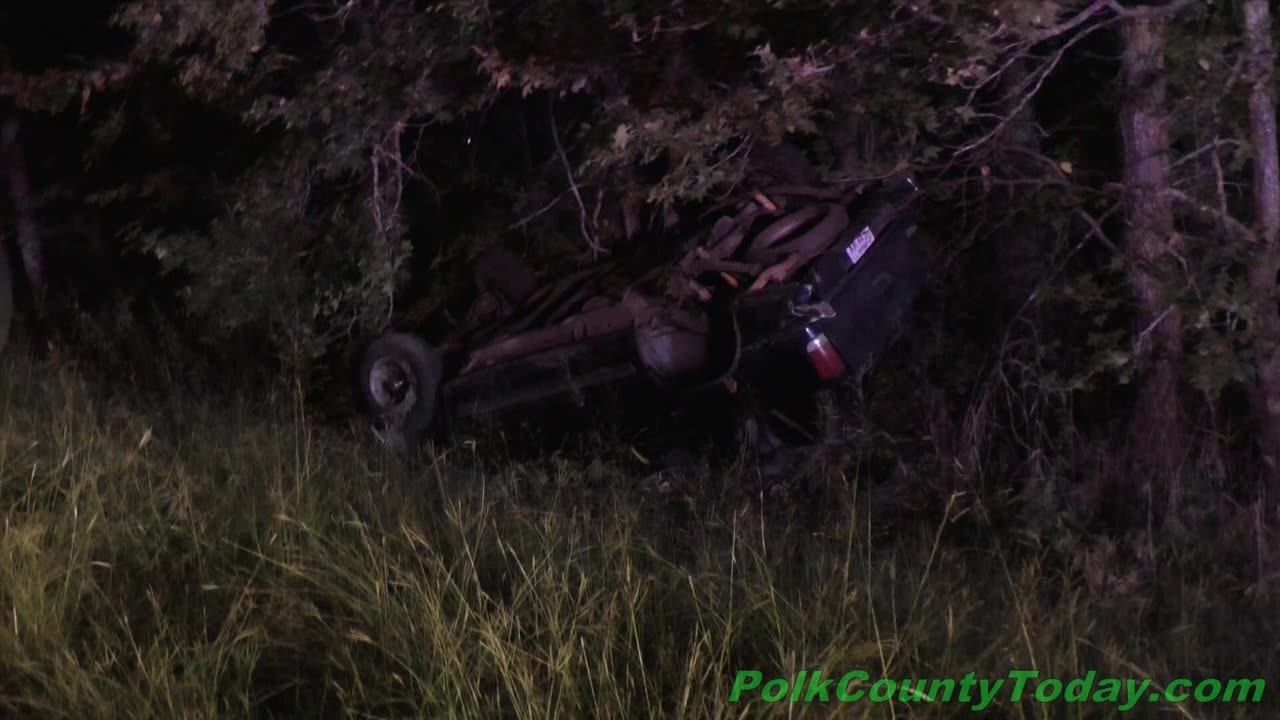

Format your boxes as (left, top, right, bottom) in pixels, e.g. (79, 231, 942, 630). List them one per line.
(129, 147, 412, 360)
(1162, 1, 1262, 399)
(1, 0, 1271, 459)
(88, 1, 500, 360)
(112, 0, 272, 101)
(61, 0, 956, 363)
(16, 0, 1060, 367)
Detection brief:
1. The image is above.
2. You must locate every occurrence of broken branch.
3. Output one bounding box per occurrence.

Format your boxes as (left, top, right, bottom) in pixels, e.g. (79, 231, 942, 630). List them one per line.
(548, 98, 604, 259)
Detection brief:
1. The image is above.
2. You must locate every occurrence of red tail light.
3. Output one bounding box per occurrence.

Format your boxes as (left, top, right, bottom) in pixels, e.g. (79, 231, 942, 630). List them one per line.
(803, 326, 846, 381)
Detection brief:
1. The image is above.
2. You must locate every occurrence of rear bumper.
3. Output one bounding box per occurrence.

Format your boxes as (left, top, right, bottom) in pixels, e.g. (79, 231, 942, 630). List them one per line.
(810, 219, 928, 374)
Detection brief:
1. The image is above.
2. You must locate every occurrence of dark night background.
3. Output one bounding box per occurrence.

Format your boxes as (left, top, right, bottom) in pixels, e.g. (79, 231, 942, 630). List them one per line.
(1, 1, 1279, 716)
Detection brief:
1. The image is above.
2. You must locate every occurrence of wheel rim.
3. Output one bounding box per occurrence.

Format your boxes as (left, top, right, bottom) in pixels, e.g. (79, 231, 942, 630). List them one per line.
(367, 357, 417, 412)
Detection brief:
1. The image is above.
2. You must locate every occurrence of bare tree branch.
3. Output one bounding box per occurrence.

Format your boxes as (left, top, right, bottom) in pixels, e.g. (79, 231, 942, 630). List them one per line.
(1024, 0, 1112, 44)
(1104, 0, 1201, 19)
(953, 30, 1082, 156)
(547, 99, 604, 259)
(508, 190, 572, 230)
(1162, 187, 1257, 241)
(1170, 138, 1243, 170)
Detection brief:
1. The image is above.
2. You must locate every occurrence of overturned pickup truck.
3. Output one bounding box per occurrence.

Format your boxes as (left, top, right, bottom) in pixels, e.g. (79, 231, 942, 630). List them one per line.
(354, 174, 929, 451)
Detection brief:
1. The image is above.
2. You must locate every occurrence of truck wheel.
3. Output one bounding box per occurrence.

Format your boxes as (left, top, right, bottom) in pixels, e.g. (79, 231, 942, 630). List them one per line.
(357, 333, 443, 453)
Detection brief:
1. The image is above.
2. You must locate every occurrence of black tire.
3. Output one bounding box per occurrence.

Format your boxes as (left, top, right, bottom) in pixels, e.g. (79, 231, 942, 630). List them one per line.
(0, 246, 11, 356)
(356, 332, 443, 452)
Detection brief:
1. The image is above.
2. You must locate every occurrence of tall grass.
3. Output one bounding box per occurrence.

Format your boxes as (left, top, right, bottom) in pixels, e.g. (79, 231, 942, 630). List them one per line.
(0, 354, 1274, 718)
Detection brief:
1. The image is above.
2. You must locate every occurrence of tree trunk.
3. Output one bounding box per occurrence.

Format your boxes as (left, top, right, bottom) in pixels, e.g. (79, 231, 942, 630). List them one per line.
(1242, 0, 1280, 502)
(995, 58, 1051, 309)
(0, 119, 45, 319)
(0, 229, 11, 354)
(1119, 13, 1184, 492)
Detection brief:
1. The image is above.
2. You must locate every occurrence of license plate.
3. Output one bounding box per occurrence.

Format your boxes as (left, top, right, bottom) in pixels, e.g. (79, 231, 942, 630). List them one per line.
(844, 226, 877, 266)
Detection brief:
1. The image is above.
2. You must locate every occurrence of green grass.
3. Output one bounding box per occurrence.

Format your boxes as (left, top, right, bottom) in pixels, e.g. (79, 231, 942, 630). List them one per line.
(0, 354, 1275, 718)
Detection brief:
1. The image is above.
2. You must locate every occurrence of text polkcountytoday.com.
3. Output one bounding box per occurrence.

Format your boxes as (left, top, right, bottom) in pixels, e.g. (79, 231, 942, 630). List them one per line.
(728, 670, 1265, 711)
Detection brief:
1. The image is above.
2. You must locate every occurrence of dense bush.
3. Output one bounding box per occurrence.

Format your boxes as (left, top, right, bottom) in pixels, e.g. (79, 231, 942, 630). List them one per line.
(0, 0, 1277, 508)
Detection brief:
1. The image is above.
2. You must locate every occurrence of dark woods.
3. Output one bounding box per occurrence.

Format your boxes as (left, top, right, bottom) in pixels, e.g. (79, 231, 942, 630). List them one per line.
(1, 1, 1278, 531)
